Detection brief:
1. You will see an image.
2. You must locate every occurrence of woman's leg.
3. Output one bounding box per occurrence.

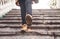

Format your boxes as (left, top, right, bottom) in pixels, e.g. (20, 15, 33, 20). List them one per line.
(19, 0, 32, 32)
(25, 0, 32, 26)
(19, 0, 32, 25)
(19, 0, 26, 25)
(25, 0, 32, 15)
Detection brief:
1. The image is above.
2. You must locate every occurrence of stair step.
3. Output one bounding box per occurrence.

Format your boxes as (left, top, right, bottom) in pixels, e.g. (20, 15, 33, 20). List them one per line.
(3, 16, 60, 20)
(6, 13, 43, 15)
(0, 21, 42, 25)
(40, 9, 60, 12)
(0, 20, 21, 22)
(43, 12, 60, 16)
(0, 24, 59, 27)
(44, 15, 60, 17)
(0, 28, 60, 36)
(0, 16, 43, 20)
(42, 11, 60, 13)
(0, 19, 42, 22)
(4, 15, 41, 17)
(7, 11, 41, 14)
(6, 14, 60, 16)
(0, 24, 60, 29)
(0, 36, 55, 39)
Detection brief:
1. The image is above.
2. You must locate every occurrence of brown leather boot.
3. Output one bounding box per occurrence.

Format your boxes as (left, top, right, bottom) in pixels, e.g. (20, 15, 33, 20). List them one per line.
(25, 14, 32, 26)
(21, 24, 28, 33)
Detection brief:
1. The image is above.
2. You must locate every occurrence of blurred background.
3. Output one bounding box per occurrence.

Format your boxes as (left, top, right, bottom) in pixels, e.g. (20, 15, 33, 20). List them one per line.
(14, 0, 60, 9)
(0, 0, 60, 17)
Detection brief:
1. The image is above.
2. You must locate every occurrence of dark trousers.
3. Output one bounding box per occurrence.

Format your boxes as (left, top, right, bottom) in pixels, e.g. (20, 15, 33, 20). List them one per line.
(19, 0, 32, 25)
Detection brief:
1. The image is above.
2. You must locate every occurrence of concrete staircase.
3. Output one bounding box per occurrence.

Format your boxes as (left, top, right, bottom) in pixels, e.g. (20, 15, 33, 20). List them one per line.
(0, 9, 60, 39)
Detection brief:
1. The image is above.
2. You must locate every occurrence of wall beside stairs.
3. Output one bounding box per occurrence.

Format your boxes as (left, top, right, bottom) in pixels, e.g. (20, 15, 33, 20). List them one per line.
(0, 0, 15, 18)
(57, 0, 60, 9)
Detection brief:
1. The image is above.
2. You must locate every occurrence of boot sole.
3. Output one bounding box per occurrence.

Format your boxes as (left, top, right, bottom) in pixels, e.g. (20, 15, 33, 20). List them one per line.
(25, 15, 32, 26)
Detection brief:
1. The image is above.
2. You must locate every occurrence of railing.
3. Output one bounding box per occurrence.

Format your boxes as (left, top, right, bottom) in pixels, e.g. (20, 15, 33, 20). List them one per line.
(0, 0, 15, 17)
